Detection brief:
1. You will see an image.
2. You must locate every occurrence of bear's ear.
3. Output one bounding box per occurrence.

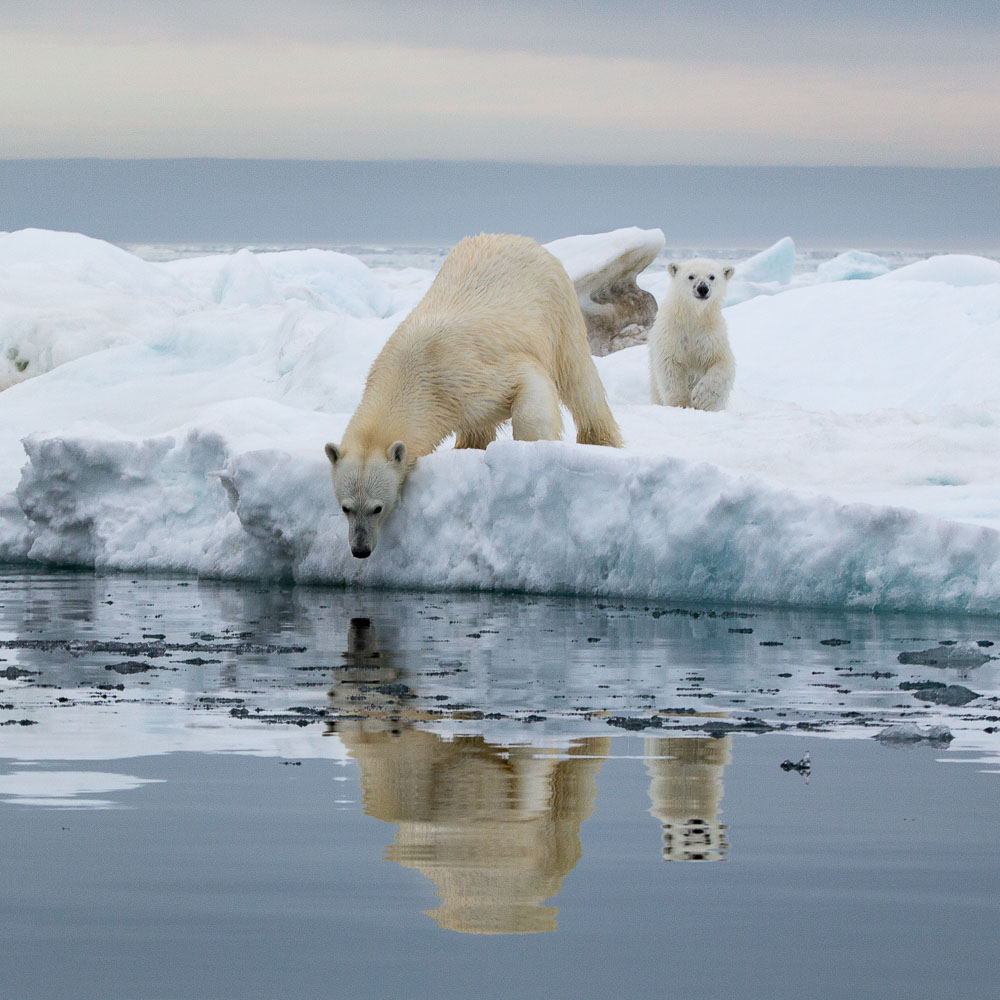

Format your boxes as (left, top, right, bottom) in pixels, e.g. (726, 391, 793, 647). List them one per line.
(387, 440, 407, 466)
(723, 266, 735, 280)
(325, 442, 340, 465)
(667, 262, 679, 277)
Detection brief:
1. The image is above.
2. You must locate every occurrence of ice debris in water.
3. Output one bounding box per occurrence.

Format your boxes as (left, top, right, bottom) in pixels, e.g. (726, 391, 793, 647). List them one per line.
(897, 645, 992, 669)
(875, 724, 954, 744)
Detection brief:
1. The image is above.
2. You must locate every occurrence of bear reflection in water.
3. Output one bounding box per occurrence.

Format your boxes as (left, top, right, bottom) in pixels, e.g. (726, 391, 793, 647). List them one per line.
(326, 617, 731, 934)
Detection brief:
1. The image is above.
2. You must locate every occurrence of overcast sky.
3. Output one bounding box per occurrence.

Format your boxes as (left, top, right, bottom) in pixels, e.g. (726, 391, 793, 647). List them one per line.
(2, 1, 998, 165)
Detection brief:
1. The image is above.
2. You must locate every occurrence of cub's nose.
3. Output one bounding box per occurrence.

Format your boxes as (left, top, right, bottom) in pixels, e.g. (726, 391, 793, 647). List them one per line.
(695, 282, 710, 298)
(351, 545, 372, 559)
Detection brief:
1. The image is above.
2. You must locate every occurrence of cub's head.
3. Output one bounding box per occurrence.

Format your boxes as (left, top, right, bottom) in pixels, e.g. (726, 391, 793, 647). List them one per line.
(668, 258, 735, 305)
(324, 440, 408, 559)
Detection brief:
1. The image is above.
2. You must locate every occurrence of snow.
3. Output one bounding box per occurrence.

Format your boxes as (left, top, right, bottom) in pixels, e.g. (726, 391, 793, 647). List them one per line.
(1, 227, 999, 614)
(544, 226, 665, 284)
(881, 254, 1000, 287)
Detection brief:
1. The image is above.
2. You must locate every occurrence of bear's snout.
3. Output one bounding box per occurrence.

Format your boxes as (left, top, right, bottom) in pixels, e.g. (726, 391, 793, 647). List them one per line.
(351, 544, 373, 559)
(695, 282, 711, 299)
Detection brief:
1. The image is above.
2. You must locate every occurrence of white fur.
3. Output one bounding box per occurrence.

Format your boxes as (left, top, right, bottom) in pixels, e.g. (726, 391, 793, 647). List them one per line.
(648, 257, 735, 411)
(326, 233, 623, 558)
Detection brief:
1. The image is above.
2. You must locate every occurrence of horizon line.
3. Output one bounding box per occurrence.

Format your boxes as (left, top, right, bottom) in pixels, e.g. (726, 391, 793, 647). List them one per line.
(3, 157, 999, 171)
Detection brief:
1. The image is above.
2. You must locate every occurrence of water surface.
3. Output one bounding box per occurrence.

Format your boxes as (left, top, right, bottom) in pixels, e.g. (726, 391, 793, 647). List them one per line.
(1, 569, 997, 998)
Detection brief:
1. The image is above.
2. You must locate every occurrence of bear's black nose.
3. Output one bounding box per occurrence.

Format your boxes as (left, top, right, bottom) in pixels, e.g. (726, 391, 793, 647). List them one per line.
(352, 546, 372, 559)
(696, 283, 710, 298)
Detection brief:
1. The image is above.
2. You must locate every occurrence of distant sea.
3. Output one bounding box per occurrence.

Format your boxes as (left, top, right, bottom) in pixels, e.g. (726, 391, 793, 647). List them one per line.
(121, 243, 991, 278)
(2, 159, 999, 254)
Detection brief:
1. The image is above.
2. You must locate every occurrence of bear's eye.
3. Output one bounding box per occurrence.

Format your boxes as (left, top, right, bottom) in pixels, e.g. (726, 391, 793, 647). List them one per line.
(709, 274, 715, 281)
(342, 505, 352, 515)
(688, 274, 695, 281)
(372, 505, 383, 515)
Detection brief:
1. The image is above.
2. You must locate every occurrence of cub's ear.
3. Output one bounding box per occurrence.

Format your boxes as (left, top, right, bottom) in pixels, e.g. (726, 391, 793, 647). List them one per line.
(667, 262, 679, 277)
(387, 440, 407, 466)
(723, 266, 735, 280)
(324, 442, 340, 465)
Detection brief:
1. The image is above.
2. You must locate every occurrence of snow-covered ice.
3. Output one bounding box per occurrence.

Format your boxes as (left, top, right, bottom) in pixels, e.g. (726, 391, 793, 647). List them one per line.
(1, 228, 999, 614)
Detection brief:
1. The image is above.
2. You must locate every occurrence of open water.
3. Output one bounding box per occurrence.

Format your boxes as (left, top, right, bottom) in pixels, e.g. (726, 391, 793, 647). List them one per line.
(1, 569, 998, 999)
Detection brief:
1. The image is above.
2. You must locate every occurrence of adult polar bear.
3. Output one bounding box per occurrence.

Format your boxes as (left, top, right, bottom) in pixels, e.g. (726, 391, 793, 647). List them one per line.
(325, 233, 624, 559)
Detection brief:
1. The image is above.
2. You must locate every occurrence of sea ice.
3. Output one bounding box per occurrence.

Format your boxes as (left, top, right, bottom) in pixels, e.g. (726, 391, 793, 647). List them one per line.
(1, 227, 999, 613)
(816, 250, 890, 282)
(875, 724, 954, 743)
(734, 236, 796, 284)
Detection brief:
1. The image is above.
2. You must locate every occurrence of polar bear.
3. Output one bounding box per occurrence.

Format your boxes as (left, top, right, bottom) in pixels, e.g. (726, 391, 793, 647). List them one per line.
(648, 258, 735, 411)
(325, 233, 623, 558)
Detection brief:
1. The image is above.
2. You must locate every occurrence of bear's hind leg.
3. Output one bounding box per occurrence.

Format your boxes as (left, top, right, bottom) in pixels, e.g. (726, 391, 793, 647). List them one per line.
(455, 425, 498, 450)
(511, 365, 563, 441)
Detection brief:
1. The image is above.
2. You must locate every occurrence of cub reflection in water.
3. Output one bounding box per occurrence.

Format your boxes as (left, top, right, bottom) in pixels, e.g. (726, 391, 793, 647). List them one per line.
(645, 736, 731, 862)
(326, 618, 733, 933)
(326, 617, 608, 935)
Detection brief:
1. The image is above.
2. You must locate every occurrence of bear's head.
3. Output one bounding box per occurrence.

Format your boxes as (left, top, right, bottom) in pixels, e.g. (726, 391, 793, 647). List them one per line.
(324, 440, 408, 558)
(668, 258, 735, 306)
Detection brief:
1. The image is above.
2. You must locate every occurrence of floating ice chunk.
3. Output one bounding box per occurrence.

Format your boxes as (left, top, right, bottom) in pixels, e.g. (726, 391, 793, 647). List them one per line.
(897, 644, 992, 669)
(724, 237, 797, 306)
(874, 724, 954, 743)
(816, 250, 890, 282)
(734, 237, 796, 285)
(880, 254, 1000, 286)
(903, 683, 980, 707)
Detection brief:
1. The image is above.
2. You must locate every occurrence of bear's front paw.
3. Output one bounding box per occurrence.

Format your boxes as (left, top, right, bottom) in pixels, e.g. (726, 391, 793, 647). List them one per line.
(690, 381, 724, 412)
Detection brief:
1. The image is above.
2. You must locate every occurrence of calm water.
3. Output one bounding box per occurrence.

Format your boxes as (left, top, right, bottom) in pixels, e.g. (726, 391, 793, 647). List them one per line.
(1, 569, 998, 999)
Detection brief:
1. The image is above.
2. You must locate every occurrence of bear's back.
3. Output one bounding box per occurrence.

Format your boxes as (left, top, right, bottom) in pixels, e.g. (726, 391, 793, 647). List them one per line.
(417, 233, 568, 318)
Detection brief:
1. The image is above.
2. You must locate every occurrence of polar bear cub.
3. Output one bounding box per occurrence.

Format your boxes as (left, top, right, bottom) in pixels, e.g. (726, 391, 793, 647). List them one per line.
(648, 258, 735, 411)
(325, 233, 623, 558)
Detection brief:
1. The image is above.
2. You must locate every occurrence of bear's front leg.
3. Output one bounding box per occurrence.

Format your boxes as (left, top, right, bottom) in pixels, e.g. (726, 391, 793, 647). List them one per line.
(658, 358, 691, 408)
(690, 364, 733, 411)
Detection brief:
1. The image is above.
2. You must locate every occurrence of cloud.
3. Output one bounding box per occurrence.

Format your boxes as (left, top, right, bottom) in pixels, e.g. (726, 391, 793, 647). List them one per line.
(2, 36, 998, 164)
(2, 1, 999, 66)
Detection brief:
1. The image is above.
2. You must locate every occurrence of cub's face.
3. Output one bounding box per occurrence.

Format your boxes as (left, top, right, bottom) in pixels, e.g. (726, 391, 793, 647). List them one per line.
(324, 441, 407, 558)
(668, 258, 735, 304)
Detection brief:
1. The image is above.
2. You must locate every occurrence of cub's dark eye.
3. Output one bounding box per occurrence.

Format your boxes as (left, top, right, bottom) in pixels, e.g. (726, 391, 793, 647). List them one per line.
(342, 505, 352, 515)
(688, 274, 695, 280)
(709, 274, 716, 280)
(372, 505, 383, 515)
